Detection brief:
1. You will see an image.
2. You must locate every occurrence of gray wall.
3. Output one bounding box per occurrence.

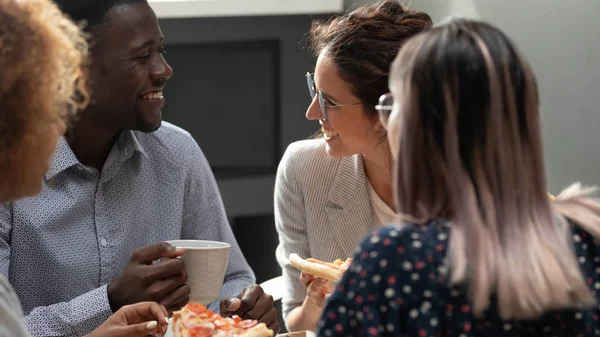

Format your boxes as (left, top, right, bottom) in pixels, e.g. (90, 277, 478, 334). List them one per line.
(344, 0, 372, 8)
(161, 0, 600, 222)
(159, 15, 327, 221)
(345, 0, 600, 194)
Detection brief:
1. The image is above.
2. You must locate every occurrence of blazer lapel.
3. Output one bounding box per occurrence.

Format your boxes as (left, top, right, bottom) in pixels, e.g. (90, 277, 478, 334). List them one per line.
(325, 154, 373, 258)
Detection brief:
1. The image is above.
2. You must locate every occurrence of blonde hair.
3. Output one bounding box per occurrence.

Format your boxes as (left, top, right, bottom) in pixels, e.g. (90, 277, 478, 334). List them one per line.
(0, 0, 89, 200)
(390, 18, 600, 320)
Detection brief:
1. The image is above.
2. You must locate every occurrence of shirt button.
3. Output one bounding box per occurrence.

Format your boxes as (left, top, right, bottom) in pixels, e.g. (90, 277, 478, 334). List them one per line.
(100, 238, 108, 247)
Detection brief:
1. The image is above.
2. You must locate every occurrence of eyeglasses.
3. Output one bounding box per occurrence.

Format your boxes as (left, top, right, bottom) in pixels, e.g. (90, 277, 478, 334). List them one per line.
(375, 93, 394, 128)
(306, 72, 362, 121)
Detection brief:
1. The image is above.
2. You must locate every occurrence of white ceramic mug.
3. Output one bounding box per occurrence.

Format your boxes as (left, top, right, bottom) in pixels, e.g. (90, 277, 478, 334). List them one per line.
(166, 240, 231, 305)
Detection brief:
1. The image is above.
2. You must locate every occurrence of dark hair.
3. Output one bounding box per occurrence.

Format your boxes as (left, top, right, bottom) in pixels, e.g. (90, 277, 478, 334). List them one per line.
(52, 0, 146, 29)
(309, 0, 432, 116)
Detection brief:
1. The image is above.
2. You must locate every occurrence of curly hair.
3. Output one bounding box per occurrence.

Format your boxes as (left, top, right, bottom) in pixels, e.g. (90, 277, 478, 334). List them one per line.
(0, 0, 89, 201)
(309, 0, 432, 114)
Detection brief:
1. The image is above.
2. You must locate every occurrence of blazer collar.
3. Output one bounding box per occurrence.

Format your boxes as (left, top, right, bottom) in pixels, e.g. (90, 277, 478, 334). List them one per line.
(326, 153, 373, 257)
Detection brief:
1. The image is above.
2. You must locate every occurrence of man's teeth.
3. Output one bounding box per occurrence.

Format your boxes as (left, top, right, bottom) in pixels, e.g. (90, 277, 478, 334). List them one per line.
(141, 91, 163, 100)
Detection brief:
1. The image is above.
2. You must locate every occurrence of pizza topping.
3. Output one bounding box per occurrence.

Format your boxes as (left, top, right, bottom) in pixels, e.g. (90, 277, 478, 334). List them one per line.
(190, 326, 212, 337)
(305, 257, 353, 272)
(185, 322, 214, 332)
(289, 253, 354, 282)
(237, 319, 259, 329)
(186, 302, 207, 315)
(181, 314, 211, 330)
(306, 258, 342, 269)
(339, 258, 353, 272)
(173, 303, 273, 337)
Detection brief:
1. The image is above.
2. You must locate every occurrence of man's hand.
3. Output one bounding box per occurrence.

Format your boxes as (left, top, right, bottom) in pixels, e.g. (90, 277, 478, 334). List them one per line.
(86, 302, 169, 337)
(108, 242, 190, 313)
(220, 285, 280, 334)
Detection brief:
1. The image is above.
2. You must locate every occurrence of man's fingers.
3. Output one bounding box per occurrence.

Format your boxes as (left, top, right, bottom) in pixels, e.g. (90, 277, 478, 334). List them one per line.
(146, 270, 188, 300)
(221, 297, 242, 315)
(243, 293, 274, 321)
(167, 296, 190, 314)
(159, 284, 190, 312)
(267, 316, 280, 335)
(142, 258, 186, 286)
(236, 285, 262, 317)
(131, 242, 185, 264)
(257, 307, 279, 334)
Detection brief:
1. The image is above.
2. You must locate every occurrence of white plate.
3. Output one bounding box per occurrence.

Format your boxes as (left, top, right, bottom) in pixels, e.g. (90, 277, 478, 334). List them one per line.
(163, 318, 173, 337)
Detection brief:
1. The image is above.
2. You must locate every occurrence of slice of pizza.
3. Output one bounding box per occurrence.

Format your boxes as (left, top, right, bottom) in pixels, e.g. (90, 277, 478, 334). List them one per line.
(171, 302, 273, 337)
(288, 253, 353, 282)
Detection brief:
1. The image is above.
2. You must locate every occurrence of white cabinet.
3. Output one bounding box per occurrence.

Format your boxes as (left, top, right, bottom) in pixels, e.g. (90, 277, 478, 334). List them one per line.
(149, 0, 344, 18)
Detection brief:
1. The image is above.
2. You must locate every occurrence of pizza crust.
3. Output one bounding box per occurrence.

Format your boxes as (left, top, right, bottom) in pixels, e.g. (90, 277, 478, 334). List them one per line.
(289, 253, 342, 282)
(171, 311, 183, 337)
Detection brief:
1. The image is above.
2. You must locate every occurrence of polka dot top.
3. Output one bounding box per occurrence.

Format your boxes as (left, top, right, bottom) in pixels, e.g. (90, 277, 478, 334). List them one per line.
(317, 220, 600, 337)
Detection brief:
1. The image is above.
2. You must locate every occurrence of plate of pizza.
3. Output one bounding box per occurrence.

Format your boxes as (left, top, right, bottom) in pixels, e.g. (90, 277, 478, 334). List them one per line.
(288, 253, 352, 282)
(167, 302, 273, 337)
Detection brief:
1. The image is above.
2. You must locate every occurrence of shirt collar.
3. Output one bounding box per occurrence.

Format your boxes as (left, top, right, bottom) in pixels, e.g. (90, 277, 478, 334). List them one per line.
(45, 131, 148, 180)
(45, 137, 78, 180)
(117, 130, 148, 159)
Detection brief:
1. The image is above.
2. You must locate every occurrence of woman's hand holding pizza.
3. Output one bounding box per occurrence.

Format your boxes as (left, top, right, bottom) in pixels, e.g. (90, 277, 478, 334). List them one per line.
(289, 253, 352, 308)
(300, 271, 334, 308)
(286, 254, 350, 332)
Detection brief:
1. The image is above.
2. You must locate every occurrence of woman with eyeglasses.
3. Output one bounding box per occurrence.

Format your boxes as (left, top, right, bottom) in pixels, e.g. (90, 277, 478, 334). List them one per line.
(0, 0, 168, 336)
(274, 0, 432, 332)
(317, 18, 600, 337)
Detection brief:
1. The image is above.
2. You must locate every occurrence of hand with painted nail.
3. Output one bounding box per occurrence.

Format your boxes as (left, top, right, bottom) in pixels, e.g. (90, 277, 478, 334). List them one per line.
(86, 301, 170, 337)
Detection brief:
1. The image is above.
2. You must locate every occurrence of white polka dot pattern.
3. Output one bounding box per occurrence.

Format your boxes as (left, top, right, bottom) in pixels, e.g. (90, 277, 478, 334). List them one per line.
(0, 122, 255, 336)
(318, 221, 600, 337)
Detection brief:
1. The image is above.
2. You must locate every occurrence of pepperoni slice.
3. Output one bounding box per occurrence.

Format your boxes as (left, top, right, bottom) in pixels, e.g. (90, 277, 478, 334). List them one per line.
(186, 303, 207, 315)
(190, 326, 212, 337)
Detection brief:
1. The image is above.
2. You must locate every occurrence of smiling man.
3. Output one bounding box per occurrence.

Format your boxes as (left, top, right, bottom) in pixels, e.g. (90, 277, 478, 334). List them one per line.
(0, 1, 278, 336)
